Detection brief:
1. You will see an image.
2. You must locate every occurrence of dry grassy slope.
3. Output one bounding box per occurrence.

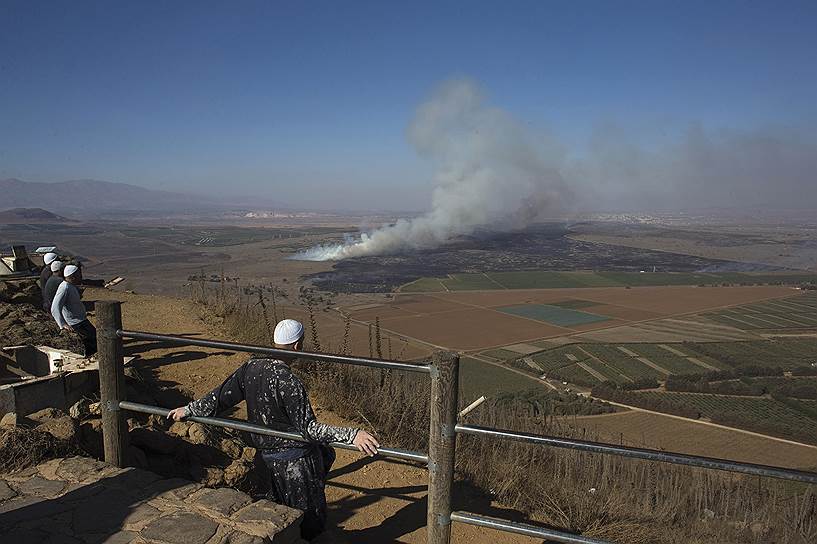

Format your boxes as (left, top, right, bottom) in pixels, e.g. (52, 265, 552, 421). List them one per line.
(87, 288, 529, 543)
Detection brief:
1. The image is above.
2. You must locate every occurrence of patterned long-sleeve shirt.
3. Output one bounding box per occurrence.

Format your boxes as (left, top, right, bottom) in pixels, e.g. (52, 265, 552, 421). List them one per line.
(186, 357, 358, 453)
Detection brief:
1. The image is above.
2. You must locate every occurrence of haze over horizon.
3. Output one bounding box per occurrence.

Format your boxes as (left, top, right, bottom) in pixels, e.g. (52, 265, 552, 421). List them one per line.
(2, 1, 816, 213)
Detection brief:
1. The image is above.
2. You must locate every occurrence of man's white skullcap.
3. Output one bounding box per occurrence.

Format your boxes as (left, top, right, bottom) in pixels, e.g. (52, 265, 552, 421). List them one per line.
(50, 260, 63, 272)
(63, 264, 79, 277)
(44, 252, 58, 265)
(274, 319, 304, 345)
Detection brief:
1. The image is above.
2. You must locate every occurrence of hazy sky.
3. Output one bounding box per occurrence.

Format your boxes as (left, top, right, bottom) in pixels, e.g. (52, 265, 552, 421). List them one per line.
(1, 1, 815, 211)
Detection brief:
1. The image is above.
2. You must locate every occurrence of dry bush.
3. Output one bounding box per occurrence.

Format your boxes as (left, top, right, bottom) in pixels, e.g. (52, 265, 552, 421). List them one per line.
(0, 427, 80, 473)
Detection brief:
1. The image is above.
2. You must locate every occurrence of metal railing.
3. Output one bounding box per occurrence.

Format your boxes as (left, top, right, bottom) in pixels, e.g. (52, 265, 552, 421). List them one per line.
(95, 301, 817, 544)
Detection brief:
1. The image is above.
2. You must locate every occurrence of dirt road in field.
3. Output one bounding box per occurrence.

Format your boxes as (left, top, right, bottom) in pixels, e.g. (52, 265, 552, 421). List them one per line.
(88, 288, 534, 543)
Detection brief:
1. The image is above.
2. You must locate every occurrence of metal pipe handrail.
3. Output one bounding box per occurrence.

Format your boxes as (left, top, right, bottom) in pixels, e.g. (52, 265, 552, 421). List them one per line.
(450, 511, 611, 544)
(120, 401, 429, 464)
(456, 423, 817, 484)
(118, 329, 431, 374)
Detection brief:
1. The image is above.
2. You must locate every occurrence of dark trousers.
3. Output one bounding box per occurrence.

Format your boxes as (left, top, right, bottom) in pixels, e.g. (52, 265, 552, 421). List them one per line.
(257, 446, 336, 540)
(73, 319, 97, 356)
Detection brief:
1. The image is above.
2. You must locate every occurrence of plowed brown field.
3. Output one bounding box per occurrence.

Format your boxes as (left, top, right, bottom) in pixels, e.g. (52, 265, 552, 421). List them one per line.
(343, 286, 797, 351)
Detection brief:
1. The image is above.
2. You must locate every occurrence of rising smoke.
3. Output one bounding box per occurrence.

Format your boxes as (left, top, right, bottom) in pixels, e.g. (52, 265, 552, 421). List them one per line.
(295, 79, 571, 261)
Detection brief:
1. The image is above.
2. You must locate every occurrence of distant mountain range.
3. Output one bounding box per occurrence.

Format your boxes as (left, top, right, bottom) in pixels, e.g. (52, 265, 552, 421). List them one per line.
(0, 178, 283, 214)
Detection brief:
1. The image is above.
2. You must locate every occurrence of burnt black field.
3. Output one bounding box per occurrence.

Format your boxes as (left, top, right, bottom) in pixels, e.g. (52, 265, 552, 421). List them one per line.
(308, 223, 781, 293)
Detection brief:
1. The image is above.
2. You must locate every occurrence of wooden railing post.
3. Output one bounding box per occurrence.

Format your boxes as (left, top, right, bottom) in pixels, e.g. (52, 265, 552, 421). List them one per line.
(97, 300, 128, 467)
(428, 351, 460, 544)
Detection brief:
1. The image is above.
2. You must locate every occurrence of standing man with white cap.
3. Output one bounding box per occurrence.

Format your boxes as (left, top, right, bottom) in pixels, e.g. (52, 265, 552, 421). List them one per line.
(168, 318, 380, 540)
(39, 252, 58, 290)
(50, 264, 97, 356)
(42, 260, 64, 312)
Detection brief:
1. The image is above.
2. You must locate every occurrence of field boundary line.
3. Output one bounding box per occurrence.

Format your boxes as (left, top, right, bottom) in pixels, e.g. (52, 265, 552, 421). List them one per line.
(575, 361, 608, 382)
(575, 345, 633, 383)
(635, 356, 671, 376)
(482, 273, 507, 289)
(686, 357, 719, 371)
(758, 313, 815, 327)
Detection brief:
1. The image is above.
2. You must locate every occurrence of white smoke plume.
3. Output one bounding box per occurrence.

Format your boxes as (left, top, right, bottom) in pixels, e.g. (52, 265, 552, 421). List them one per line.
(295, 79, 570, 261)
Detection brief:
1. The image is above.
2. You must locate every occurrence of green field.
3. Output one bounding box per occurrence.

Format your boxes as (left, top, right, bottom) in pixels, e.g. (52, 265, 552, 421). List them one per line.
(459, 357, 540, 400)
(630, 391, 817, 444)
(444, 273, 503, 291)
(703, 291, 817, 330)
(485, 339, 817, 389)
(401, 271, 817, 292)
(497, 304, 611, 326)
(400, 277, 447, 292)
(685, 339, 817, 370)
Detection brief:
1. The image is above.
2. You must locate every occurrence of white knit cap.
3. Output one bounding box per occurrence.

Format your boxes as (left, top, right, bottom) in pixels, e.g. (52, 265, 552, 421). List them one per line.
(273, 319, 304, 345)
(44, 252, 58, 265)
(50, 260, 63, 272)
(63, 264, 79, 277)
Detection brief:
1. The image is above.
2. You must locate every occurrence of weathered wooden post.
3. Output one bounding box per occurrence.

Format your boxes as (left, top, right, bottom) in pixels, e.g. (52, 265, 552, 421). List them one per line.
(97, 300, 128, 467)
(428, 351, 460, 544)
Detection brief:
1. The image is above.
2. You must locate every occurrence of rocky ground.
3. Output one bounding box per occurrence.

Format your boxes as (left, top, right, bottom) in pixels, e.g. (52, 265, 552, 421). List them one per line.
(0, 456, 304, 544)
(0, 278, 84, 352)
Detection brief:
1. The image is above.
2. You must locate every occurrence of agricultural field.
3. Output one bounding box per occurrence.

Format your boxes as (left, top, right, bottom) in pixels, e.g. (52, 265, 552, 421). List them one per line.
(401, 270, 817, 293)
(488, 338, 816, 388)
(684, 338, 817, 371)
(346, 285, 796, 351)
(557, 410, 817, 469)
(459, 357, 540, 401)
(703, 290, 817, 330)
(629, 391, 817, 445)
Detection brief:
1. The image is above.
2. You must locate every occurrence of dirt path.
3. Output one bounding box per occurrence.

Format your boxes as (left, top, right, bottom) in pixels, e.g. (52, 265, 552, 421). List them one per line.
(88, 288, 534, 543)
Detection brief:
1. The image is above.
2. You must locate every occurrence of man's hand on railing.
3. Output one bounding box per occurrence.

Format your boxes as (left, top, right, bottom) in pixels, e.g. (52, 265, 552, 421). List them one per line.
(167, 407, 187, 421)
(353, 430, 380, 457)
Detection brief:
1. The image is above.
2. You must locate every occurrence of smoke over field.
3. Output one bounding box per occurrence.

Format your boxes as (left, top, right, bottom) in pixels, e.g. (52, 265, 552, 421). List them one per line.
(295, 79, 570, 261)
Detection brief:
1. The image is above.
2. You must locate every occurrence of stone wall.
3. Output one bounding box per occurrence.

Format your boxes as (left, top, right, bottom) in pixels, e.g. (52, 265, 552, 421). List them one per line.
(0, 456, 305, 544)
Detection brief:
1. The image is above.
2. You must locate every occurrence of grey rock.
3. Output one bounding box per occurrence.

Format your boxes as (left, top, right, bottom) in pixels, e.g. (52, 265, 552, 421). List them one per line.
(17, 476, 67, 498)
(36, 416, 78, 443)
(143, 478, 202, 502)
(28, 407, 66, 421)
(55, 456, 112, 483)
(122, 502, 162, 531)
(69, 398, 92, 420)
(234, 500, 303, 542)
(140, 512, 219, 544)
(104, 467, 161, 492)
(98, 531, 138, 544)
(217, 531, 266, 544)
(0, 479, 18, 501)
(190, 487, 252, 516)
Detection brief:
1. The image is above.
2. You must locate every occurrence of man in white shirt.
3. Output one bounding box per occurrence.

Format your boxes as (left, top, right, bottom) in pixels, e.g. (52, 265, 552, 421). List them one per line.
(51, 264, 97, 356)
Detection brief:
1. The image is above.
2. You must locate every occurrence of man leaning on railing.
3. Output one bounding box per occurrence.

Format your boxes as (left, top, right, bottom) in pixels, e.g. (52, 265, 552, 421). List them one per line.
(168, 318, 380, 541)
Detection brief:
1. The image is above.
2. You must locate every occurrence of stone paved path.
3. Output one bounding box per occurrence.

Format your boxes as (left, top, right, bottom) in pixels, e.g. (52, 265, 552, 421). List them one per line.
(0, 456, 304, 544)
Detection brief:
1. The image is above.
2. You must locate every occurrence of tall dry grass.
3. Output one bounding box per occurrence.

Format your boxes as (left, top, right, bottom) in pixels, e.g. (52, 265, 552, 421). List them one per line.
(194, 283, 816, 544)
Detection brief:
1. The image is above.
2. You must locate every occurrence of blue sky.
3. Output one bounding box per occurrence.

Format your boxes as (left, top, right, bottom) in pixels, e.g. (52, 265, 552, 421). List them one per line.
(1, 1, 815, 210)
